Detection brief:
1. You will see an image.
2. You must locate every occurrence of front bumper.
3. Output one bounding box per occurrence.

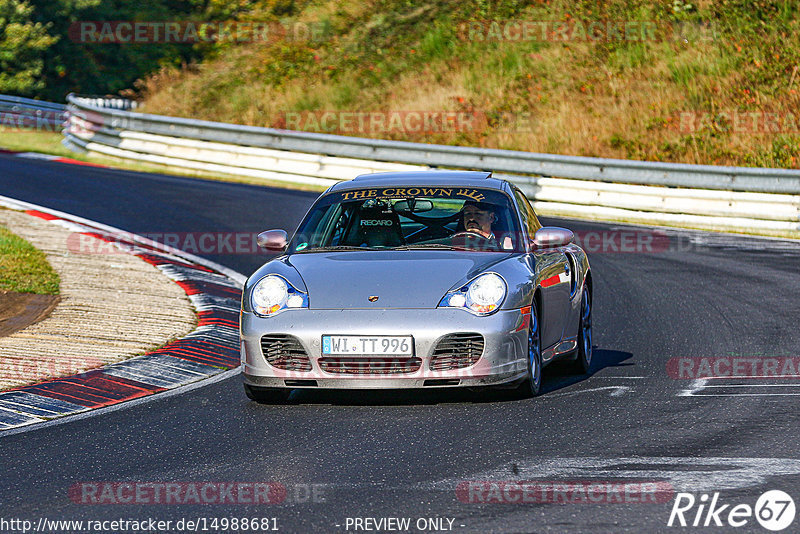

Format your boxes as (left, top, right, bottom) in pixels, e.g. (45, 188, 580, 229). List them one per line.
(240, 307, 529, 389)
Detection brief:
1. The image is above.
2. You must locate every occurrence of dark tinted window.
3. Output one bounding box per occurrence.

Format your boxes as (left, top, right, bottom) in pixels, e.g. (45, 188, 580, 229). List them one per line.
(289, 187, 523, 253)
(513, 187, 542, 239)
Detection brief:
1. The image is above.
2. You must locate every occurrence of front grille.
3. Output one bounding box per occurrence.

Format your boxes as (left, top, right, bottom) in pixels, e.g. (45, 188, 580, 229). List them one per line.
(430, 333, 485, 371)
(260, 334, 312, 372)
(319, 357, 422, 374)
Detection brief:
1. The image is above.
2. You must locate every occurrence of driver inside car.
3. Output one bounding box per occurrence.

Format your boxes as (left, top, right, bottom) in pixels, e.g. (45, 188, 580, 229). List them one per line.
(458, 200, 514, 250)
(461, 200, 497, 240)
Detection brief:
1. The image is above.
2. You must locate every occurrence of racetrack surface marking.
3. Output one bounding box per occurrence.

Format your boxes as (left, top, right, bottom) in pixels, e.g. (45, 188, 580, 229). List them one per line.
(677, 378, 708, 397)
(422, 457, 800, 493)
(682, 383, 800, 396)
(679, 375, 800, 397)
(546, 385, 632, 398)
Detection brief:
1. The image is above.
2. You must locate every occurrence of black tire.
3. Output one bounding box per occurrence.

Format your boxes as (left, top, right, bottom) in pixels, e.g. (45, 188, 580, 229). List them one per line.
(518, 299, 542, 397)
(244, 384, 291, 404)
(570, 285, 593, 374)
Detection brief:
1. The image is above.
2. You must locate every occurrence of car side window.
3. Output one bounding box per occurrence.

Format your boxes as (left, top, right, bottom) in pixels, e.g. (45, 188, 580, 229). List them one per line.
(513, 187, 542, 240)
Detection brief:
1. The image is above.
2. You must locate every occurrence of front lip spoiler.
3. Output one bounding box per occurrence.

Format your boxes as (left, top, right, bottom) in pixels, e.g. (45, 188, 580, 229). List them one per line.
(241, 371, 527, 390)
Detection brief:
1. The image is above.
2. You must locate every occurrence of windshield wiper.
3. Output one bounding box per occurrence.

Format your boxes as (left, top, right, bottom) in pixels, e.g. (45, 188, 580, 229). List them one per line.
(393, 243, 460, 250)
(296, 245, 376, 252)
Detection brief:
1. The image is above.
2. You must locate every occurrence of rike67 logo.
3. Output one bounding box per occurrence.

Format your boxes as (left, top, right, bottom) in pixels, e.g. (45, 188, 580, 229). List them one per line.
(668, 490, 795, 531)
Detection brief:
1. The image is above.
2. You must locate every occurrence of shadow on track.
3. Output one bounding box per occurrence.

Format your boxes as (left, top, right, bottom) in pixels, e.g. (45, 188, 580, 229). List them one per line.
(244, 348, 633, 406)
(541, 348, 635, 395)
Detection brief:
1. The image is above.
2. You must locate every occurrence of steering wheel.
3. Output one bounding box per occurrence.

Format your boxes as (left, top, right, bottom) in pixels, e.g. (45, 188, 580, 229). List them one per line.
(451, 230, 492, 242)
(450, 231, 500, 251)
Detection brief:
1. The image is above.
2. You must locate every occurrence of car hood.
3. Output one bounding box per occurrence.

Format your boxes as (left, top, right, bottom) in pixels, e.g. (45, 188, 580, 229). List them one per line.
(288, 250, 511, 309)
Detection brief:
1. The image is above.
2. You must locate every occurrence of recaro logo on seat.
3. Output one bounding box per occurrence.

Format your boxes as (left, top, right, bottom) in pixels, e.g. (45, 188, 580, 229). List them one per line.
(360, 220, 393, 226)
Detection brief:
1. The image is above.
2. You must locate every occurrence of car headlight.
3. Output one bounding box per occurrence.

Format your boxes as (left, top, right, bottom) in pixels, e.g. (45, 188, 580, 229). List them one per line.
(439, 273, 507, 315)
(251, 275, 308, 317)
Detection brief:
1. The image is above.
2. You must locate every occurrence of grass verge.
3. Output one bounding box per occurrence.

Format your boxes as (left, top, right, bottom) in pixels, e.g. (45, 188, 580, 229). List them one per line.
(0, 222, 60, 295)
(0, 130, 74, 157)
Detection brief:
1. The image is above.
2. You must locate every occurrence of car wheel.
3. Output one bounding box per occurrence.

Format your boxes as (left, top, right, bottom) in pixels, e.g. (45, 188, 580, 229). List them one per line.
(519, 299, 542, 397)
(571, 285, 593, 374)
(244, 384, 291, 403)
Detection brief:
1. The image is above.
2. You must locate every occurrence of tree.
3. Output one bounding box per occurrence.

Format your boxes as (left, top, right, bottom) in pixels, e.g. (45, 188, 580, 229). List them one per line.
(0, 0, 57, 94)
(29, 0, 200, 101)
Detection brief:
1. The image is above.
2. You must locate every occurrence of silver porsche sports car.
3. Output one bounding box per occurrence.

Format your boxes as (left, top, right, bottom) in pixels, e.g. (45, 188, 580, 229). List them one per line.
(240, 171, 592, 401)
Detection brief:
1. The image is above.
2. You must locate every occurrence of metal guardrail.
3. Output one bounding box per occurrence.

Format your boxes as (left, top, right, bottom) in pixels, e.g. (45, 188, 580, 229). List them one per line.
(65, 94, 800, 196)
(0, 94, 66, 112)
(0, 94, 66, 131)
(69, 95, 138, 111)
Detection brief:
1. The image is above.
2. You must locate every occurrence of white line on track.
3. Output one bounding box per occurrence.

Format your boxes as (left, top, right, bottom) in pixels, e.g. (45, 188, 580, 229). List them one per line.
(677, 378, 707, 396)
(688, 392, 800, 396)
(422, 457, 800, 493)
(678, 378, 800, 397)
(702, 375, 800, 380)
(593, 376, 646, 379)
(702, 384, 800, 387)
(548, 385, 632, 398)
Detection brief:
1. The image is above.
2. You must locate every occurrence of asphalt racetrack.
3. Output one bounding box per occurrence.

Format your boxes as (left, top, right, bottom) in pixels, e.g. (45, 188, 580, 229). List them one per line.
(1, 154, 800, 533)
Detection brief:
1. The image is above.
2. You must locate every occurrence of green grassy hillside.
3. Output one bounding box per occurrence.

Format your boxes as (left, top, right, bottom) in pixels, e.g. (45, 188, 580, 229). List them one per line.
(138, 0, 800, 169)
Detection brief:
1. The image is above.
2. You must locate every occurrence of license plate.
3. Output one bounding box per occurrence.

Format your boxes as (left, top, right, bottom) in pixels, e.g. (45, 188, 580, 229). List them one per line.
(322, 335, 413, 356)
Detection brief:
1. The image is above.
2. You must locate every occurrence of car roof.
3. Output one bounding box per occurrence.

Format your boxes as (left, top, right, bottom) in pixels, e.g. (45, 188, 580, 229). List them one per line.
(328, 171, 510, 192)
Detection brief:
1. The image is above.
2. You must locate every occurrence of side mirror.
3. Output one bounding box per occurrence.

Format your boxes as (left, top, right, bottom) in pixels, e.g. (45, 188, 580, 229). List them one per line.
(533, 227, 574, 249)
(257, 229, 289, 251)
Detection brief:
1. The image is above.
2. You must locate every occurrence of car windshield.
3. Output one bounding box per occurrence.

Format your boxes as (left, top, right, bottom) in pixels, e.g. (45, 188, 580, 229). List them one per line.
(289, 186, 523, 253)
